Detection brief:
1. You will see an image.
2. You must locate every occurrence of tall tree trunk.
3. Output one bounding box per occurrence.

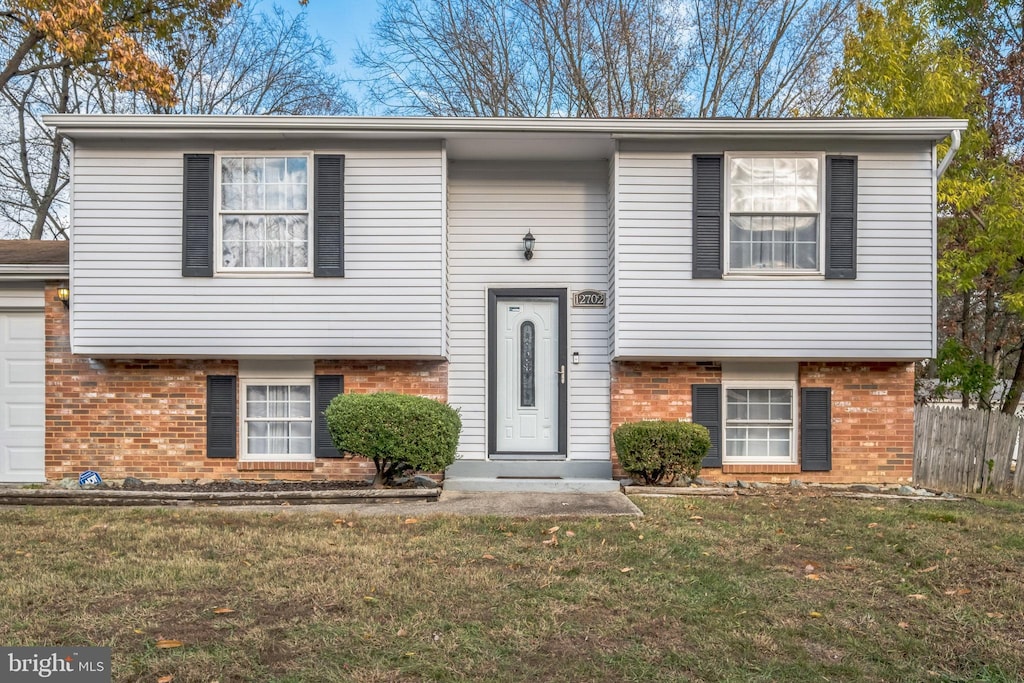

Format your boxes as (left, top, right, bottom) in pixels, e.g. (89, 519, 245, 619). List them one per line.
(1002, 348, 1024, 415)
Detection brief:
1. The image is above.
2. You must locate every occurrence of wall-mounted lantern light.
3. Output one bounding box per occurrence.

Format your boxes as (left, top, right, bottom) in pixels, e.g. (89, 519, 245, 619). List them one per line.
(523, 231, 536, 261)
(57, 284, 70, 308)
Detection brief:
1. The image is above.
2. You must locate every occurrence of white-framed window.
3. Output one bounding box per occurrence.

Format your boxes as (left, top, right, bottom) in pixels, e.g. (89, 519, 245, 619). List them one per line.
(216, 153, 312, 272)
(240, 381, 313, 460)
(725, 153, 823, 274)
(723, 381, 798, 464)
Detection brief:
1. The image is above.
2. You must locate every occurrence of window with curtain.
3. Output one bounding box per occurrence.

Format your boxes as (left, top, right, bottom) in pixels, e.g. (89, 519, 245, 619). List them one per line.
(219, 155, 310, 270)
(727, 156, 820, 273)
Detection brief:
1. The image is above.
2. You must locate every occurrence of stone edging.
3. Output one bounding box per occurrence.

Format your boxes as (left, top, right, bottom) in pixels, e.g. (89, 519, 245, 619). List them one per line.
(0, 488, 439, 507)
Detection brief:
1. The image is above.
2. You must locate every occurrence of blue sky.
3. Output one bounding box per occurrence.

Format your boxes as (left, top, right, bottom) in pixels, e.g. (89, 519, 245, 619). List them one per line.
(255, 0, 379, 100)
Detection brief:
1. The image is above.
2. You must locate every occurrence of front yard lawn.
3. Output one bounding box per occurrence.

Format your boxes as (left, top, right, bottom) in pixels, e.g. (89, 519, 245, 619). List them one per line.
(1, 494, 1022, 682)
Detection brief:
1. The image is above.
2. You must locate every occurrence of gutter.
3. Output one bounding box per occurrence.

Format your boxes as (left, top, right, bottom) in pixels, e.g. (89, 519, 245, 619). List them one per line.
(0, 264, 69, 279)
(44, 114, 970, 142)
(936, 129, 962, 179)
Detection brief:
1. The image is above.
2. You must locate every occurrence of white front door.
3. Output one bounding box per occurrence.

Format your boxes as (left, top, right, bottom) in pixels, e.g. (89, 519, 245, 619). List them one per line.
(495, 298, 560, 453)
(0, 311, 45, 482)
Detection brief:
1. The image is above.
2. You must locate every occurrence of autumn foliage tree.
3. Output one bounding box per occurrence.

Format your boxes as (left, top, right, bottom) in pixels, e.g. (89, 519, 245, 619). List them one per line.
(1, 0, 239, 106)
(838, 0, 1024, 415)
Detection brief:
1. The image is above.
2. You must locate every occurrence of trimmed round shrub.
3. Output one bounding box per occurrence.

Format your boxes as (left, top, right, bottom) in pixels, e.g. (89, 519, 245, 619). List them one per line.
(325, 392, 461, 487)
(613, 420, 711, 485)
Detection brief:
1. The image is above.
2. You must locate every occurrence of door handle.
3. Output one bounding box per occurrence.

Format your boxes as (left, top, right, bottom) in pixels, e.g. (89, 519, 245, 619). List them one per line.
(558, 365, 566, 384)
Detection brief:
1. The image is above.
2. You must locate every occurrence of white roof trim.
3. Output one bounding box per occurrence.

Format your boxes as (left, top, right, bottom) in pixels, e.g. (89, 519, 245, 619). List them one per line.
(0, 264, 69, 279)
(44, 114, 968, 141)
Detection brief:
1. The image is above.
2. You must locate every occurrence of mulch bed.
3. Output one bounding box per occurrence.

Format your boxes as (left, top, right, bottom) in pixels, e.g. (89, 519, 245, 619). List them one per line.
(99, 480, 375, 493)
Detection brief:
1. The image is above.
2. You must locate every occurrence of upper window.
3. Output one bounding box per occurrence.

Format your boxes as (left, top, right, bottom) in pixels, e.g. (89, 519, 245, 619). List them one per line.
(727, 155, 821, 274)
(218, 155, 311, 271)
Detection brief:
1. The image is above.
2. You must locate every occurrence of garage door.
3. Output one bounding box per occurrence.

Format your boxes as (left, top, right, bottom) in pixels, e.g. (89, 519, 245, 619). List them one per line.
(0, 310, 45, 482)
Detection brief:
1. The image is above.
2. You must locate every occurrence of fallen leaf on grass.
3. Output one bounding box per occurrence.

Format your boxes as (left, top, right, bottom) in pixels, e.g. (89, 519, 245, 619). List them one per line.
(404, 518, 419, 525)
(808, 611, 823, 618)
(620, 567, 634, 573)
(397, 628, 408, 637)
(805, 574, 821, 581)
(333, 518, 346, 525)
(546, 526, 560, 534)
(363, 596, 378, 603)
(638, 534, 644, 540)
(133, 629, 144, 635)
(986, 612, 1005, 619)
(541, 535, 558, 546)
(629, 522, 637, 530)
(482, 554, 496, 560)
(907, 594, 927, 601)
(157, 675, 174, 683)
(689, 516, 703, 522)
(867, 523, 880, 529)
(212, 608, 235, 615)
(898, 622, 909, 629)
(565, 530, 575, 537)
(917, 565, 939, 574)
(944, 588, 972, 596)
(155, 640, 183, 649)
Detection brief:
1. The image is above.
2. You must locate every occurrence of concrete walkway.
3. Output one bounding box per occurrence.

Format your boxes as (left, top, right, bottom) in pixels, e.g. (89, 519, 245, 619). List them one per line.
(210, 490, 643, 517)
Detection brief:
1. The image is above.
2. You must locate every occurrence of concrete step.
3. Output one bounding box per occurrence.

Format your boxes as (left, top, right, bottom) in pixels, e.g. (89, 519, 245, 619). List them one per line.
(443, 477, 621, 493)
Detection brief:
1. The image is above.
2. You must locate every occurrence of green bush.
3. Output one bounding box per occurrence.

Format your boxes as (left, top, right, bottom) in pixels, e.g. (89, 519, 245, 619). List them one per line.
(613, 420, 711, 485)
(325, 392, 461, 487)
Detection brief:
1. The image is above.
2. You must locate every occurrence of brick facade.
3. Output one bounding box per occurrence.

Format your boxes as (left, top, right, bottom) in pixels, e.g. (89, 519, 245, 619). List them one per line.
(46, 278, 913, 485)
(44, 285, 448, 482)
(610, 359, 915, 484)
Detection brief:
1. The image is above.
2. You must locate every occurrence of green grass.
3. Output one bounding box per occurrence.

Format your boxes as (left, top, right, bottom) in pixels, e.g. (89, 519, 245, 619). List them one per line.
(0, 494, 1022, 682)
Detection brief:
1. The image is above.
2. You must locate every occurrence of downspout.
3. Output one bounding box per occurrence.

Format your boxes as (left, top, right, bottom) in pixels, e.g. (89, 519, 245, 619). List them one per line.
(936, 129, 962, 179)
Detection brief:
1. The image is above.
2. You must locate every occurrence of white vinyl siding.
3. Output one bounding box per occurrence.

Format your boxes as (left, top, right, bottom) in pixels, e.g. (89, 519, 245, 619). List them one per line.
(70, 140, 445, 357)
(447, 161, 610, 461)
(613, 139, 936, 359)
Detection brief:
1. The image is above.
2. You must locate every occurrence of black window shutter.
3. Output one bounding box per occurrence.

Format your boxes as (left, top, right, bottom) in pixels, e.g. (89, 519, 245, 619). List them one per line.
(206, 375, 237, 458)
(315, 375, 344, 458)
(801, 387, 832, 471)
(692, 384, 722, 467)
(314, 155, 345, 277)
(692, 155, 724, 279)
(825, 155, 857, 279)
(182, 154, 214, 277)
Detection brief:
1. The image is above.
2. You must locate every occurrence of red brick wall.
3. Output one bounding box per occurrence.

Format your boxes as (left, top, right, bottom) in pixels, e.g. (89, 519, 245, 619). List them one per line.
(44, 285, 448, 482)
(610, 361, 722, 479)
(797, 361, 915, 484)
(609, 359, 915, 483)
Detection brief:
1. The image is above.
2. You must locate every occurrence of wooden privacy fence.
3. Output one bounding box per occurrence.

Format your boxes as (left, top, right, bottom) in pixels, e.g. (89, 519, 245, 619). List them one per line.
(914, 405, 1024, 495)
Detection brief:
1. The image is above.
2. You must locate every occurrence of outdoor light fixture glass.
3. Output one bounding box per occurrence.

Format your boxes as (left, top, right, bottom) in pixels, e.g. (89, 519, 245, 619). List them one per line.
(523, 231, 536, 261)
(57, 284, 70, 308)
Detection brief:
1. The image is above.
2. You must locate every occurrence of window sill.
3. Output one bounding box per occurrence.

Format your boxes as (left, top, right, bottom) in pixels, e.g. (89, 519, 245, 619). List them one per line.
(237, 461, 315, 472)
(722, 463, 801, 474)
(214, 271, 313, 278)
(722, 273, 824, 280)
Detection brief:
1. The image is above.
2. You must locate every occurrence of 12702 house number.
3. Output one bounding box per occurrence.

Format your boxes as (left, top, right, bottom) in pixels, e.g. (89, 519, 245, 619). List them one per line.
(572, 290, 607, 308)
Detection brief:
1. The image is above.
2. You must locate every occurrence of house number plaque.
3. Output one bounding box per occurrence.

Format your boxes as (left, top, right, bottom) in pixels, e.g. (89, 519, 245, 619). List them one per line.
(572, 290, 607, 308)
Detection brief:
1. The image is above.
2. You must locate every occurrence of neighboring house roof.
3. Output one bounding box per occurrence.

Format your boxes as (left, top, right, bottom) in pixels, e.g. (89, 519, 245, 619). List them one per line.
(0, 239, 69, 279)
(44, 115, 968, 161)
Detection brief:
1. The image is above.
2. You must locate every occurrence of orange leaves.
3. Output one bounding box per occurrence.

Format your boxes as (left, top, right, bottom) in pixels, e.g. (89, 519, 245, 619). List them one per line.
(8, 0, 237, 105)
(212, 607, 235, 615)
(155, 639, 183, 649)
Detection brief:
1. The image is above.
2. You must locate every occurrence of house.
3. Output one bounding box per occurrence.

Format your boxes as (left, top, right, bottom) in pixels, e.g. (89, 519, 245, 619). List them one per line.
(28, 115, 965, 490)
